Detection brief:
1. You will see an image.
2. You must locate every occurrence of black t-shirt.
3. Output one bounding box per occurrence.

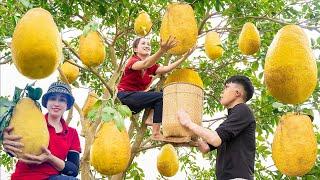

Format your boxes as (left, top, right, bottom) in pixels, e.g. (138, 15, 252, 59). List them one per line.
(209, 103, 256, 180)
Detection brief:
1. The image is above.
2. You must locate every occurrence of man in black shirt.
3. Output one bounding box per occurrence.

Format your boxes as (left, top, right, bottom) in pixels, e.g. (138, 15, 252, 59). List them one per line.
(178, 75, 256, 180)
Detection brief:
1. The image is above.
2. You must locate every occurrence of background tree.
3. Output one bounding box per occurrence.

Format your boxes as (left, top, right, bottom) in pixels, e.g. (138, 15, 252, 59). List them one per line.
(0, 0, 319, 179)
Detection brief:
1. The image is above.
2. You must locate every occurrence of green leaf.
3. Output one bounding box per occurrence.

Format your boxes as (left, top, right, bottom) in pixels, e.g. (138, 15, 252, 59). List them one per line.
(311, 38, 316, 46)
(301, 109, 314, 121)
(91, 100, 102, 112)
(114, 112, 125, 131)
(83, 22, 100, 36)
(19, 0, 33, 8)
(71, 80, 80, 88)
(13, 87, 23, 103)
(272, 102, 284, 109)
(252, 61, 259, 71)
(257, 135, 264, 141)
(102, 106, 117, 115)
(317, 37, 320, 45)
(26, 85, 42, 101)
(101, 111, 113, 122)
(0, 106, 14, 140)
(0, 97, 15, 108)
(33, 88, 43, 100)
(87, 109, 98, 121)
(117, 105, 132, 117)
(82, 25, 90, 37)
(215, 0, 221, 11)
(91, 23, 99, 31)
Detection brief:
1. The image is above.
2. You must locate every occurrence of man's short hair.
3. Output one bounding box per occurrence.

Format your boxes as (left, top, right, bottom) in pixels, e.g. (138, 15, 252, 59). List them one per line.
(225, 75, 254, 102)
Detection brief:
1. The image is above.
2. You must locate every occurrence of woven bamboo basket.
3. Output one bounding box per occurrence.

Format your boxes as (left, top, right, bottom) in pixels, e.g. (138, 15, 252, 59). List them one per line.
(162, 68, 203, 140)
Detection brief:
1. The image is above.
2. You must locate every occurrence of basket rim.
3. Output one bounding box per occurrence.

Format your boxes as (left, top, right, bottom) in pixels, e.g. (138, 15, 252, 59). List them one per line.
(163, 82, 204, 90)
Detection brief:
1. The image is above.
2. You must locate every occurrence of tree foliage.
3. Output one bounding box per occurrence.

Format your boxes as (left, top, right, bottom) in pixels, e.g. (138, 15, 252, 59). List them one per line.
(1, 0, 320, 179)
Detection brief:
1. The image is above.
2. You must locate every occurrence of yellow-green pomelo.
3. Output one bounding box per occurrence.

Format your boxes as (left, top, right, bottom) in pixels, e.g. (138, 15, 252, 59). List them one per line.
(157, 144, 179, 177)
(134, 11, 152, 36)
(238, 22, 260, 55)
(264, 25, 317, 104)
(160, 3, 198, 55)
(272, 113, 317, 176)
(205, 31, 224, 60)
(79, 31, 106, 67)
(9, 98, 49, 157)
(59, 60, 79, 84)
(11, 8, 62, 79)
(90, 121, 131, 175)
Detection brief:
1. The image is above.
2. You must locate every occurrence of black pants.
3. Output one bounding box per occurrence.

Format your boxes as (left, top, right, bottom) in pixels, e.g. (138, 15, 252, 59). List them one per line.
(49, 175, 78, 180)
(117, 91, 163, 123)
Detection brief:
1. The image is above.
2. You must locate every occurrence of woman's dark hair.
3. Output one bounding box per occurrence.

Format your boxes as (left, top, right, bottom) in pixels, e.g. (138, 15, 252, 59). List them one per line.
(225, 75, 254, 102)
(132, 37, 142, 54)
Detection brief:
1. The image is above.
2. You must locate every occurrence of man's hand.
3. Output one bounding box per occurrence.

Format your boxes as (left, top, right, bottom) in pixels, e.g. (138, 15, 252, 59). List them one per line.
(177, 109, 193, 128)
(20, 147, 52, 165)
(2, 126, 23, 157)
(160, 36, 177, 52)
(197, 139, 210, 154)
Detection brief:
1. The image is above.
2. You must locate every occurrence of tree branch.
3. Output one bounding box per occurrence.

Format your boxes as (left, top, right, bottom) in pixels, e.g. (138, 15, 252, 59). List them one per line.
(214, 58, 240, 71)
(111, 28, 133, 46)
(57, 66, 76, 125)
(203, 116, 226, 122)
(88, 66, 113, 97)
(136, 143, 165, 153)
(63, 59, 88, 72)
(74, 100, 88, 137)
(140, 137, 152, 147)
(62, 40, 82, 60)
(198, 11, 218, 34)
(96, 31, 115, 69)
(128, 115, 139, 139)
(0, 53, 11, 64)
(205, 92, 222, 104)
(62, 40, 114, 97)
(73, 102, 84, 125)
(117, 43, 130, 73)
(258, 164, 275, 172)
(66, 106, 73, 125)
(137, 141, 198, 153)
(76, 13, 88, 23)
(0, 58, 11, 65)
(235, 16, 320, 33)
(108, 45, 118, 70)
(125, 109, 150, 172)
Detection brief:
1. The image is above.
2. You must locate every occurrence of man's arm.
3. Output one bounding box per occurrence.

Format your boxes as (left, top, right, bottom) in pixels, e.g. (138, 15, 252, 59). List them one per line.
(197, 139, 214, 153)
(178, 109, 222, 148)
(179, 104, 253, 150)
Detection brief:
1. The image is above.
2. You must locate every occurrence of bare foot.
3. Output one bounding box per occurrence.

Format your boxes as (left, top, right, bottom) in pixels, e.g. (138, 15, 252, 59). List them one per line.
(145, 117, 153, 126)
(151, 123, 163, 140)
(145, 109, 154, 126)
(152, 133, 164, 140)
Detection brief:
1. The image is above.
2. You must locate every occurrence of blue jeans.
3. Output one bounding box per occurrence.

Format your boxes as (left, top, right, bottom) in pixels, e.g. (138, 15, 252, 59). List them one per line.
(117, 91, 163, 123)
(49, 175, 78, 180)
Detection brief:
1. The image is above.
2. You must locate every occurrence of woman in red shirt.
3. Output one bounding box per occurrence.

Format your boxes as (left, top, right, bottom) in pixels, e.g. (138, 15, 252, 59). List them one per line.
(117, 36, 192, 138)
(3, 81, 81, 180)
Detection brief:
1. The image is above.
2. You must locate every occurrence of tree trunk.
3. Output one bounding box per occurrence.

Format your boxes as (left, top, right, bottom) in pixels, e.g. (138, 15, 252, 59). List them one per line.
(80, 72, 126, 179)
(80, 130, 94, 180)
